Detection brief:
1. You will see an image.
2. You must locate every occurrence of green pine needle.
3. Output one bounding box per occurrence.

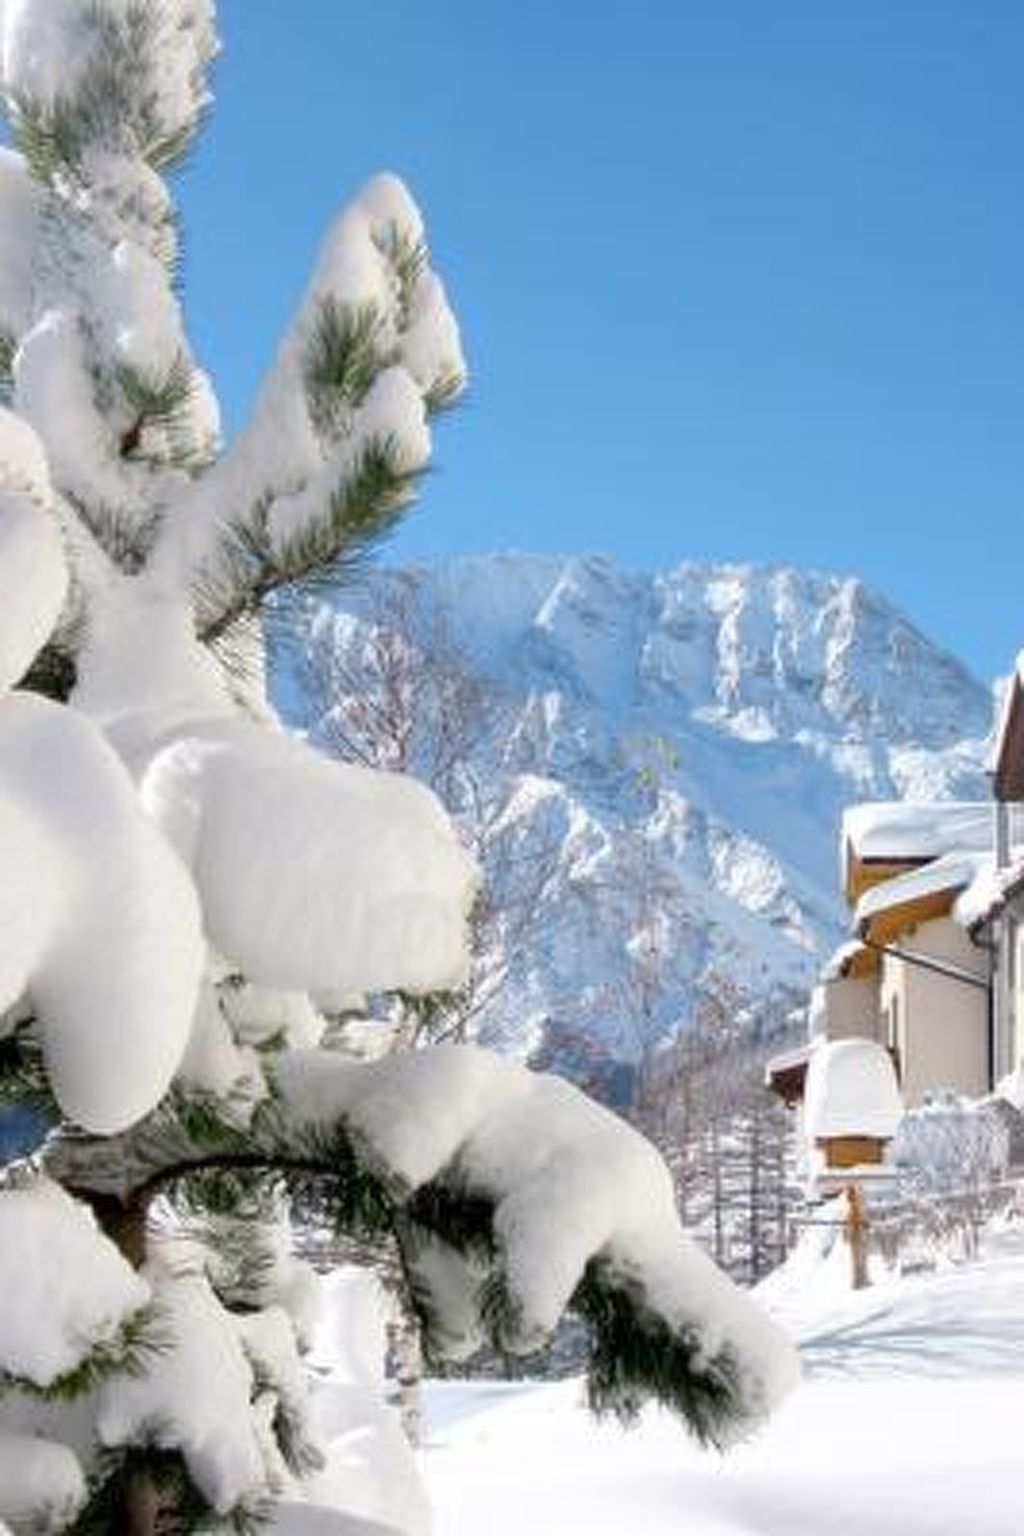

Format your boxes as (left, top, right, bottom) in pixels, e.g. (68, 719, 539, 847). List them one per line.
(115, 349, 208, 470)
(572, 1258, 747, 1449)
(0, 1302, 167, 1404)
(8, 3, 205, 183)
(373, 223, 427, 331)
(197, 437, 420, 647)
(303, 299, 388, 435)
(424, 367, 465, 417)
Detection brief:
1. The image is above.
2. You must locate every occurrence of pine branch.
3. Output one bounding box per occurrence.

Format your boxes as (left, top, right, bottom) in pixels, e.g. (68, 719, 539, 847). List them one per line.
(302, 299, 389, 436)
(373, 224, 427, 332)
(72, 1446, 269, 1536)
(8, 3, 207, 183)
(116, 350, 208, 469)
(424, 367, 466, 416)
(276, 436, 422, 585)
(572, 1258, 747, 1449)
(0, 1302, 166, 1404)
(67, 491, 162, 574)
(196, 437, 420, 646)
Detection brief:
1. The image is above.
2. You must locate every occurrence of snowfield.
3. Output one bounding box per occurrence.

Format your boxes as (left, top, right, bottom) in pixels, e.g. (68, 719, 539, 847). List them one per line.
(422, 1221, 1024, 1536)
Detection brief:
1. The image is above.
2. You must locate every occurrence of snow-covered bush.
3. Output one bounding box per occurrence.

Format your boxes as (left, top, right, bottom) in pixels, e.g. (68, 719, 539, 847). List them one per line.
(0, 2, 797, 1527)
(890, 1092, 1012, 1194)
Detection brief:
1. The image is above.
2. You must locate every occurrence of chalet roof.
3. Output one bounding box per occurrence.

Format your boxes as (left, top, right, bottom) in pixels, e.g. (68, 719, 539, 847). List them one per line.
(840, 801, 991, 905)
(853, 850, 986, 944)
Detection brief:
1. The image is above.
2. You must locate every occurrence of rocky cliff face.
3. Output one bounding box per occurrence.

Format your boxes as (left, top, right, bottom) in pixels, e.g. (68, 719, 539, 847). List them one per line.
(282, 554, 993, 1083)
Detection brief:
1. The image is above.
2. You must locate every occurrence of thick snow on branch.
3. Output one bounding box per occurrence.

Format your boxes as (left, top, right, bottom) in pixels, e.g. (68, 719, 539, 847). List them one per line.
(1, 0, 217, 152)
(97, 1267, 269, 1512)
(0, 402, 51, 497)
(130, 716, 478, 995)
(0, 692, 203, 1131)
(159, 173, 465, 596)
(276, 1046, 800, 1443)
(0, 444, 67, 690)
(0, 1433, 86, 1533)
(0, 1178, 149, 1386)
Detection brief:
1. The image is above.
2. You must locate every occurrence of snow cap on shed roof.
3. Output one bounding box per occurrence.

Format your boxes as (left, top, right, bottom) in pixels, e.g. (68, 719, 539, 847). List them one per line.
(804, 1038, 903, 1142)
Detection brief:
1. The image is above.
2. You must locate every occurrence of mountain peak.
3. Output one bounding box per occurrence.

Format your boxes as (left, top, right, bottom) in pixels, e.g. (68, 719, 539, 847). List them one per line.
(287, 553, 992, 1070)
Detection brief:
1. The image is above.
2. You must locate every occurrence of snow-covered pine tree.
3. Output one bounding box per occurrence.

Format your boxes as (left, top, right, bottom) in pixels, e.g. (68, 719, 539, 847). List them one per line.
(0, 2, 798, 1528)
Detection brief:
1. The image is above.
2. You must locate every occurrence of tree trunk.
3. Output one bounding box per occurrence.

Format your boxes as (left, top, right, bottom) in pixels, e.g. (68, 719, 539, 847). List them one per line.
(845, 1183, 869, 1290)
(388, 1295, 424, 1446)
(118, 1467, 163, 1536)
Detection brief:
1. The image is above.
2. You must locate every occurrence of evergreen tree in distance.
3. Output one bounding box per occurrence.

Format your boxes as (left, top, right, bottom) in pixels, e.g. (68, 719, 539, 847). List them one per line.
(0, 2, 797, 1528)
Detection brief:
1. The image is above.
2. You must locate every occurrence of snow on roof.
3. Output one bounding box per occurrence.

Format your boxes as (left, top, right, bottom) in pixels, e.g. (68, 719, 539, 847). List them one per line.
(989, 669, 1020, 774)
(991, 661, 1024, 793)
(955, 854, 1024, 931)
(842, 801, 991, 866)
(804, 1038, 903, 1142)
(821, 939, 871, 981)
(854, 849, 987, 932)
(765, 1041, 813, 1082)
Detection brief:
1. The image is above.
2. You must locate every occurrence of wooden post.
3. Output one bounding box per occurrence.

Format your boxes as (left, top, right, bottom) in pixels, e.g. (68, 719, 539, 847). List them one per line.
(845, 1182, 869, 1290)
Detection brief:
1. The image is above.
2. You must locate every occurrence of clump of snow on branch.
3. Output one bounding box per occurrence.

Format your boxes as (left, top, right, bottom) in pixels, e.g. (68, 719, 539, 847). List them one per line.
(96, 1267, 270, 1512)
(0, 436, 67, 688)
(0, 1178, 149, 1386)
(276, 1045, 800, 1439)
(164, 171, 465, 585)
(0, 1433, 86, 1533)
(0, 693, 204, 1131)
(1, 0, 217, 144)
(131, 717, 478, 995)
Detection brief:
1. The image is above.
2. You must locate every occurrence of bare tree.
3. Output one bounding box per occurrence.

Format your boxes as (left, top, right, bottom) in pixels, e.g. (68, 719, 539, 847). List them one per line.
(633, 981, 801, 1283)
(297, 573, 567, 1047)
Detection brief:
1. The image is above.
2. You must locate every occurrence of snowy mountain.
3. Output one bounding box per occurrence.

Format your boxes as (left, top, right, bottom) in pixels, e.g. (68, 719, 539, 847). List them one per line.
(283, 554, 993, 1083)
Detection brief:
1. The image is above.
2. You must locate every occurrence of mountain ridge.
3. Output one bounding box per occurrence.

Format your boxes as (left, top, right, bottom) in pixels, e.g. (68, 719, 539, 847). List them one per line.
(284, 552, 993, 1080)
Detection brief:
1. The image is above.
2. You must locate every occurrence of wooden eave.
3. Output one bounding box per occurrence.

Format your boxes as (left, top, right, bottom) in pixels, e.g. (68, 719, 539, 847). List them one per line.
(858, 886, 957, 948)
(838, 944, 881, 980)
(845, 851, 932, 908)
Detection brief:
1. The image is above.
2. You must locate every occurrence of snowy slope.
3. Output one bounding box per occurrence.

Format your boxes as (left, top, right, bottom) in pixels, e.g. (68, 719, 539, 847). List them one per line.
(422, 1220, 1024, 1536)
(282, 555, 992, 1075)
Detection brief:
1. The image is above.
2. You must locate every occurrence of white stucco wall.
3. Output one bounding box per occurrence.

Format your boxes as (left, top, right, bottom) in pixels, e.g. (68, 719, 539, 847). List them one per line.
(879, 916, 989, 1108)
(820, 973, 881, 1042)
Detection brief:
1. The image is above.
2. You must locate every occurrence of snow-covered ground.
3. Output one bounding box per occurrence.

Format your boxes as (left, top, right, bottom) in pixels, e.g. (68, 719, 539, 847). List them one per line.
(421, 1221, 1024, 1535)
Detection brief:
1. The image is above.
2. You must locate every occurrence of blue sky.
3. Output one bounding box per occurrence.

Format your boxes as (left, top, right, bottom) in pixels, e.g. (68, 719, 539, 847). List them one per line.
(176, 2, 1023, 682)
